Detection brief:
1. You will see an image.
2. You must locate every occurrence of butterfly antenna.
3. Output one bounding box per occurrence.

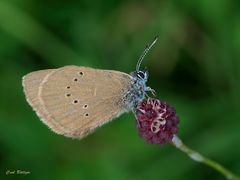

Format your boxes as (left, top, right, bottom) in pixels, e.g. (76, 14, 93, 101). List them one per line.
(136, 36, 158, 71)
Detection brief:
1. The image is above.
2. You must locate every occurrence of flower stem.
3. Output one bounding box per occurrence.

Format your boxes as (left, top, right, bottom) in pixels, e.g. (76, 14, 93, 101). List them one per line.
(172, 135, 240, 180)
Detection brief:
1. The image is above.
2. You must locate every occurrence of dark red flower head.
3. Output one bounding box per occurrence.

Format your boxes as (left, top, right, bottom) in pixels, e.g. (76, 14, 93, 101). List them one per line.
(135, 98, 180, 145)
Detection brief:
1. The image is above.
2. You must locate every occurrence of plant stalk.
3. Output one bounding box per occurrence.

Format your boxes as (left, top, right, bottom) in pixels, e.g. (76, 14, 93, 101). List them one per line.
(172, 135, 240, 180)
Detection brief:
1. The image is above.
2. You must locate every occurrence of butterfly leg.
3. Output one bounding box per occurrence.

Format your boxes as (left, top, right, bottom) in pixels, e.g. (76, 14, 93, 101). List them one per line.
(145, 86, 157, 97)
(133, 110, 142, 128)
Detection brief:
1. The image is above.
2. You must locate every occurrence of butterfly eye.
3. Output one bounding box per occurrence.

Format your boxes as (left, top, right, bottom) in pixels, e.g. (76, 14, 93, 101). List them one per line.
(137, 71, 146, 79)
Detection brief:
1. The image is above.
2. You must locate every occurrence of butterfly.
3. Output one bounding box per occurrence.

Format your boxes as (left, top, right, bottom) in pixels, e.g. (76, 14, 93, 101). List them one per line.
(22, 37, 158, 139)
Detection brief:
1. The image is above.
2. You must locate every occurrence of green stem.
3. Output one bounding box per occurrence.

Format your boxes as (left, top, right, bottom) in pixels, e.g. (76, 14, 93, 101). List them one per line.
(172, 135, 240, 180)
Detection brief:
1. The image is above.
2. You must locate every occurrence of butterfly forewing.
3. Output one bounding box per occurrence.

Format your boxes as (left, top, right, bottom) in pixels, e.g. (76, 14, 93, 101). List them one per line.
(24, 65, 132, 138)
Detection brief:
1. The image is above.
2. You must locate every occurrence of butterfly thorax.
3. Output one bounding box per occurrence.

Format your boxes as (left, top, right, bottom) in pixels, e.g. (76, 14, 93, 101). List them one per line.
(123, 72, 147, 110)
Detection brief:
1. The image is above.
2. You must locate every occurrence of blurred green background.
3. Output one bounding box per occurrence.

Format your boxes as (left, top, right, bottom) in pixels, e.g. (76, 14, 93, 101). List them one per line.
(0, 0, 240, 179)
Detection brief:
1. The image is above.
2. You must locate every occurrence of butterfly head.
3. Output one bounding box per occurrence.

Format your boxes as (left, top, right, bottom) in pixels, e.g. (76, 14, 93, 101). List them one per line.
(132, 67, 149, 83)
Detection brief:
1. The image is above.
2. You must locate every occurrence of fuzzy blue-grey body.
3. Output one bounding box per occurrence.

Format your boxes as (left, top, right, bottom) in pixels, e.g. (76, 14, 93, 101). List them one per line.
(121, 36, 157, 111)
(123, 70, 149, 110)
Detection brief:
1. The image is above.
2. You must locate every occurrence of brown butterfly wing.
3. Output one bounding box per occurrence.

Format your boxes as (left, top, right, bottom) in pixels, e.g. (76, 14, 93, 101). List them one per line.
(24, 65, 132, 138)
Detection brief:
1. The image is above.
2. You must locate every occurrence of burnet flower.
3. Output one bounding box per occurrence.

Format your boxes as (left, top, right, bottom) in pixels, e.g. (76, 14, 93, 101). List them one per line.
(135, 98, 180, 145)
